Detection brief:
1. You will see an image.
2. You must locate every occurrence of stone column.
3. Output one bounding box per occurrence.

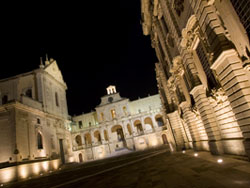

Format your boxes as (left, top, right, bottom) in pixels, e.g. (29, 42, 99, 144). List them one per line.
(180, 101, 205, 151)
(151, 114, 158, 130)
(211, 49, 250, 159)
(130, 119, 137, 137)
(100, 128, 105, 144)
(167, 111, 186, 150)
(190, 85, 223, 155)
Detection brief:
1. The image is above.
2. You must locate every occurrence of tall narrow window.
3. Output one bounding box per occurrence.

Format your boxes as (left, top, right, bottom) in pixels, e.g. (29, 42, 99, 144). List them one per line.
(55, 92, 59, 107)
(100, 112, 105, 121)
(2, 95, 8, 105)
(123, 106, 127, 116)
(111, 109, 116, 119)
(37, 132, 43, 149)
(79, 121, 83, 129)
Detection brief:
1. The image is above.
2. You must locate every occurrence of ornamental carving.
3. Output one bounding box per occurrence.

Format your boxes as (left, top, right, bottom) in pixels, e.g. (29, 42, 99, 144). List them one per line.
(173, 0, 184, 17)
(211, 88, 227, 105)
(191, 106, 200, 118)
(180, 15, 199, 49)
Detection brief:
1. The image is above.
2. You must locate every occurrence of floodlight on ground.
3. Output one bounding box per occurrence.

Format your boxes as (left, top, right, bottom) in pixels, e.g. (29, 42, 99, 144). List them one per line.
(217, 159, 223, 163)
(194, 153, 198, 157)
(182, 150, 186, 153)
(0, 184, 3, 187)
(40, 173, 43, 176)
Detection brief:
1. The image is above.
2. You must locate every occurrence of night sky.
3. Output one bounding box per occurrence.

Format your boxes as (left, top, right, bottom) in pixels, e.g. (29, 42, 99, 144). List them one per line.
(0, 1, 158, 116)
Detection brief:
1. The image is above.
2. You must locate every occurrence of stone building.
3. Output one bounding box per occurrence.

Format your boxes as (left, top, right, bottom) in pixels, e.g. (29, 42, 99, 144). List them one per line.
(0, 57, 73, 182)
(141, 0, 250, 159)
(71, 86, 169, 162)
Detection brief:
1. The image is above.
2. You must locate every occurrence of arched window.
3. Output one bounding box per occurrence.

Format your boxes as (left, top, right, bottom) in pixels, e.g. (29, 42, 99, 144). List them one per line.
(75, 135, 82, 146)
(37, 132, 43, 149)
(2, 95, 8, 105)
(123, 106, 127, 116)
(55, 92, 59, 107)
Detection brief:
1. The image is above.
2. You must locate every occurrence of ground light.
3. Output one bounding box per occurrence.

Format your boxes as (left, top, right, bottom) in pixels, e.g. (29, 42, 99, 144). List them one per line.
(0, 184, 3, 187)
(217, 159, 223, 163)
(194, 153, 198, 157)
(182, 150, 186, 154)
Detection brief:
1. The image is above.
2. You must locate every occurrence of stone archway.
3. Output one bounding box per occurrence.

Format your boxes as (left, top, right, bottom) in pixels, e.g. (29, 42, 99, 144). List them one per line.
(144, 117, 154, 133)
(134, 120, 143, 135)
(75, 135, 82, 146)
(111, 125, 125, 141)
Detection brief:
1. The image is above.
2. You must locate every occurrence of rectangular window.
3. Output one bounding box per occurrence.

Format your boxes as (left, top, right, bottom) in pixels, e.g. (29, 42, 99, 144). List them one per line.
(79, 121, 83, 129)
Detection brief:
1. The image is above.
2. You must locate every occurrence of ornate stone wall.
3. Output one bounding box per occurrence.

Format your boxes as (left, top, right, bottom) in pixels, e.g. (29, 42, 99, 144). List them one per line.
(141, 0, 250, 160)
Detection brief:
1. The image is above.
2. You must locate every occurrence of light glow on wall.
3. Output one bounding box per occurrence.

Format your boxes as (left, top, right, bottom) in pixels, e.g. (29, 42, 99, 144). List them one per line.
(42, 161, 49, 171)
(18, 165, 29, 179)
(52, 160, 60, 170)
(0, 167, 16, 183)
(32, 162, 40, 175)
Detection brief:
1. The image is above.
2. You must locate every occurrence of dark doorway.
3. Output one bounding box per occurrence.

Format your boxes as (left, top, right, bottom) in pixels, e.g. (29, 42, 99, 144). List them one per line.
(59, 139, 65, 164)
(79, 153, 83, 162)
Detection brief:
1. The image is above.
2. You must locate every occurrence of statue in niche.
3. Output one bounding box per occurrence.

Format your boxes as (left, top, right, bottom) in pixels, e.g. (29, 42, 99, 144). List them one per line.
(173, 0, 184, 17)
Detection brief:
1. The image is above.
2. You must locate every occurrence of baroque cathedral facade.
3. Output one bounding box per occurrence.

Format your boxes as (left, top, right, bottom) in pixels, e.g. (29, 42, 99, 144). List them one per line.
(141, 0, 250, 160)
(0, 59, 168, 182)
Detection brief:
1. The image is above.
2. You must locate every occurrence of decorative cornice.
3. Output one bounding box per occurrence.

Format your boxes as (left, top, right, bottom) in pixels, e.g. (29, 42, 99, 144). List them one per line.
(211, 49, 239, 70)
(190, 85, 204, 96)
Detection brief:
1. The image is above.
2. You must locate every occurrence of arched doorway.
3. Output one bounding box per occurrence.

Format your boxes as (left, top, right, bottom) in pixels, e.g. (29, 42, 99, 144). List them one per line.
(79, 153, 83, 162)
(111, 125, 125, 141)
(134, 120, 143, 135)
(144, 117, 154, 133)
(162, 134, 168, 144)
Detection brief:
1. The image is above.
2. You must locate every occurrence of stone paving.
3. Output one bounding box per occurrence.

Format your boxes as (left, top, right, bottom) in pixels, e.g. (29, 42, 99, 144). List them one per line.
(5, 148, 250, 188)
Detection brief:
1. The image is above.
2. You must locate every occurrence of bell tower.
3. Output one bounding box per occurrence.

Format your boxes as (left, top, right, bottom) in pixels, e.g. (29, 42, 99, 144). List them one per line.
(106, 85, 117, 95)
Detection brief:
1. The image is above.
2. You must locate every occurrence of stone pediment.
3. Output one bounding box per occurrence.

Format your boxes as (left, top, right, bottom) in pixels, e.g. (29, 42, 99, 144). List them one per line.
(44, 60, 65, 86)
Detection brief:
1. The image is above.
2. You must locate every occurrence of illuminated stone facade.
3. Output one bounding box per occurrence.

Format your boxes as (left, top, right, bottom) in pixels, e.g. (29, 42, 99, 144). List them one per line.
(71, 86, 169, 162)
(0, 58, 73, 182)
(141, 0, 250, 159)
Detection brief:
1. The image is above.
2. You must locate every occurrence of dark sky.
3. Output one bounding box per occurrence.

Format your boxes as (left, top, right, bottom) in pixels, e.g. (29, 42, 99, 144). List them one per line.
(0, 1, 158, 116)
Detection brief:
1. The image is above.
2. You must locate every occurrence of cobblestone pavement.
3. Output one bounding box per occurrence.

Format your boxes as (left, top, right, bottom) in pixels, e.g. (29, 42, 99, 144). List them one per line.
(5, 147, 250, 188)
